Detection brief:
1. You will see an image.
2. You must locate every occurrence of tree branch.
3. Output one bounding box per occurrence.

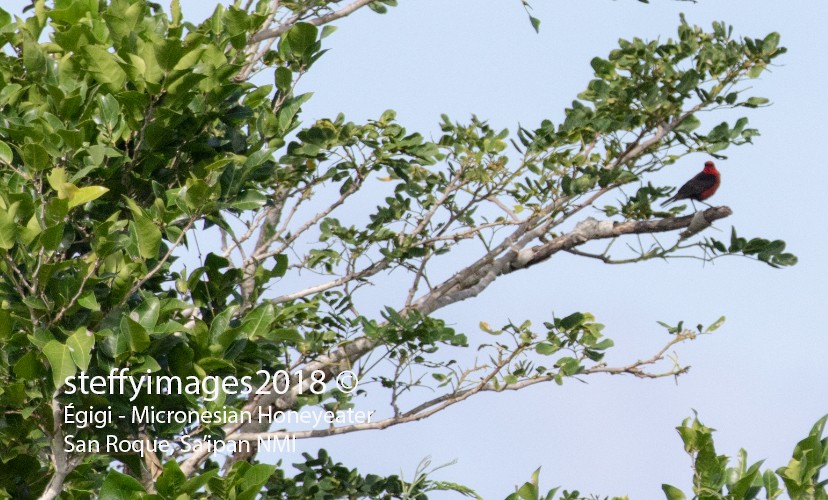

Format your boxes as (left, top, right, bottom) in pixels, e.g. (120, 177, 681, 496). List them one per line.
(248, 0, 377, 45)
(179, 205, 732, 475)
(270, 259, 391, 304)
(228, 330, 695, 442)
(515, 206, 732, 270)
(40, 396, 81, 500)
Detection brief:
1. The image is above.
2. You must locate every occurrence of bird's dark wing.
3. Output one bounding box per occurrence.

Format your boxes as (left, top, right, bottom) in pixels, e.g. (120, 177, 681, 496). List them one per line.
(675, 172, 718, 198)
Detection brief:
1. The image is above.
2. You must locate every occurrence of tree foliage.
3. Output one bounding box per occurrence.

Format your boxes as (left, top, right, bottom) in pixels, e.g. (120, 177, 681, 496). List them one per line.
(0, 0, 801, 498)
(507, 414, 828, 500)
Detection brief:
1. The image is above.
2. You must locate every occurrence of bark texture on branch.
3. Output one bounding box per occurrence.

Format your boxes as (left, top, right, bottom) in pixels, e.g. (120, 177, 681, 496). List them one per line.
(414, 207, 732, 315)
(516, 206, 732, 269)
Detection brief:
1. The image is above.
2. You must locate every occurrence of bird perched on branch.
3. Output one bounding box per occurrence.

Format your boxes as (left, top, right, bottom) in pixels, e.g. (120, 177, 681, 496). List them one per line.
(661, 160, 721, 209)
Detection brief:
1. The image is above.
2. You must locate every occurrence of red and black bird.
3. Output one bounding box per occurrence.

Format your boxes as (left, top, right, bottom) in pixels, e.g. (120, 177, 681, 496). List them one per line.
(661, 160, 721, 208)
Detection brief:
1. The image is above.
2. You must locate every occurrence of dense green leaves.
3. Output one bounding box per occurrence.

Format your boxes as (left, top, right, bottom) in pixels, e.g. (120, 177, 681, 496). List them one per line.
(776, 415, 828, 498)
(665, 414, 828, 500)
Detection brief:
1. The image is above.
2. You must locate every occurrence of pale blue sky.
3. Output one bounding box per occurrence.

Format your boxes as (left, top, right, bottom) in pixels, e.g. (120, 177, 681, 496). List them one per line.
(8, 0, 827, 497)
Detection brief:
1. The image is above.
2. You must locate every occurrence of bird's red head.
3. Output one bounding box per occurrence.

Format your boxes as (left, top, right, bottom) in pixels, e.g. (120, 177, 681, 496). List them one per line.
(703, 160, 718, 173)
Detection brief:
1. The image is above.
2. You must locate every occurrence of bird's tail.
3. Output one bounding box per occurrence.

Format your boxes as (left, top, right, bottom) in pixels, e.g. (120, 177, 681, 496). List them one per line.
(660, 196, 675, 207)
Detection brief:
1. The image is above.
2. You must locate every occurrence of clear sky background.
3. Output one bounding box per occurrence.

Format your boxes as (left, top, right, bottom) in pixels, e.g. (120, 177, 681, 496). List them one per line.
(8, 0, 828, 497)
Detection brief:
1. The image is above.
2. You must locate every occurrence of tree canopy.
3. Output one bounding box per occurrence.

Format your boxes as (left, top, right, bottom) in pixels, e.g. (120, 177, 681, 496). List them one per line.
(0, 0, 821, 499)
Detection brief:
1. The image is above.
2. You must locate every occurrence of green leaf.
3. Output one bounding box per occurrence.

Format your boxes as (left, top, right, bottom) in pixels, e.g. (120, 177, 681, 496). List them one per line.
(13, 351, 43, 380)
(773, 253, 798, 267)
(111, 329, 131, 359)
(273, 254, 288, 277)
(135, 296, 161, 330)
(675, 114, 701, 133)
(558, 312, 585, 330)
(748, 63, 766, 79)
(231, 191, 267, 210)
(262, 328, 303, 343)
(730, 464, 761, 499)
(763, 32, 781, 54)
(82, 45, 128, 92)
(68, 186, 109, 208)
(0, 309, 11, 340)
(132, 356, 161, 374)
(154, 38, 184, 72)
(276, 92, 312, 133)
(705, 316, 726, 333)
(661, 484, 686, 500)
(224, 7, 251, 38)
(181, 469, 219, 494)
(591, 338, 614, 350)
(99, 470, 146, 499)
(126, 198, 161, 259)
(274, 66, 292, 94)
(78, 292, 100, 311)
(535, 342, 558, 355)
(49, 0, 97, 24)
(43, 340, 76, 388)
(156, 460, 186, 497)
(196, 357, 235, 371)
(170, 0, 181, 25)
(284, 22, 318, 59)
(121, 316, 150, 352)
(0, 7, 10, 29)
(47, 167, 67, 193)
(173, 46, 206, 71)
(96, 93, 120, 130)
(368, 2, 388, 13)
(67, 328, 95, 372)
(515, 481, 538, 500)
(590, 57, 615, 77)
(529, 15, 541, 33)
(0, 200, 19, 249)
(240, 463, 276, 491)
(762, 469, 780, 497)
(209, 305, 237, 346)
(239, 303, 275, 339)
(0, 140, 12, 164)
(744, 96, 769, 108)
(23, 38, 46, 76)
(320, 25, 337, 39)
(22, 143, 50, 171)
(182, 179, 212, 211)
